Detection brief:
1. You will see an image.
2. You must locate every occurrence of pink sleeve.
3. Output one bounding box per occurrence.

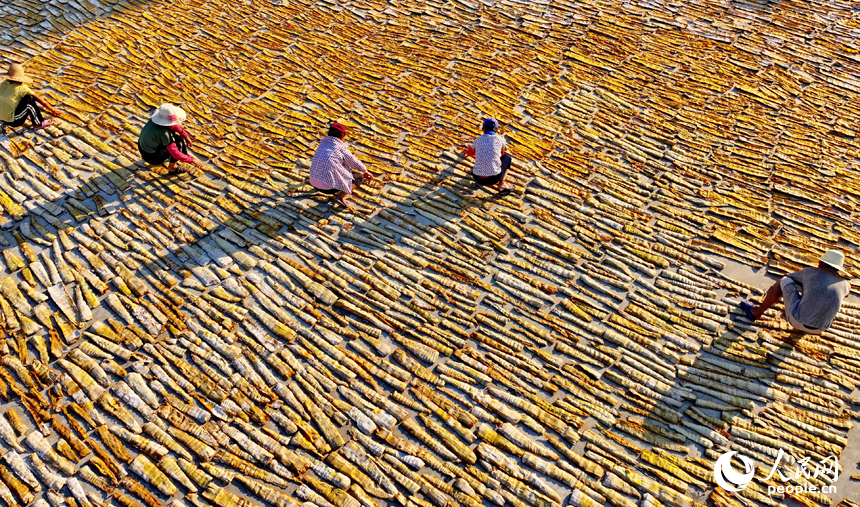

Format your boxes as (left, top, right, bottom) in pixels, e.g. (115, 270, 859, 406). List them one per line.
(168, 124, 189, 139)
(166, 143, 194, 163)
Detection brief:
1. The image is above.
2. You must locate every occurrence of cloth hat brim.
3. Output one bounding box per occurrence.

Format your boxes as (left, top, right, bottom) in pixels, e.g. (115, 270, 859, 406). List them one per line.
(151, 107, 186, 126)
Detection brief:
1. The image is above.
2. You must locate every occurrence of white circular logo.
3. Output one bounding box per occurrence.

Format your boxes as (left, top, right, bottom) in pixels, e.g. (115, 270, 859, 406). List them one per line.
(714, 451, 755, 492)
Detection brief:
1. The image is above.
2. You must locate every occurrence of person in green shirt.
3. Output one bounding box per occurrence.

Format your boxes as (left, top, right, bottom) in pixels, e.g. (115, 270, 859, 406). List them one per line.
(0, 64, 61, 132)
(137, 103, 204, 173)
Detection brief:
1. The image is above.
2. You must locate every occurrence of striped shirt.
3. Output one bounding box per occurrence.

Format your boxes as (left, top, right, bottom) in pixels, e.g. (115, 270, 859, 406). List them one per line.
(470, 132, 507, 177)
(309, 136, 367, 194)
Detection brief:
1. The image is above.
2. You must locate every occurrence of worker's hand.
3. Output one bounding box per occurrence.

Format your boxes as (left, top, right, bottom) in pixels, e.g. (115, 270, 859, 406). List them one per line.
(364, 171, 375, 180)
(50, 109, 63, 117)
(191, 158, 205, 169)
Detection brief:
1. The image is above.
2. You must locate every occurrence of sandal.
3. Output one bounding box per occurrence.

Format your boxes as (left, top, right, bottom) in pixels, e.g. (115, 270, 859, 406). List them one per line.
(495, 188, 513, 197)
(32, 120, 52, 131)
(740, 301, 757, 321)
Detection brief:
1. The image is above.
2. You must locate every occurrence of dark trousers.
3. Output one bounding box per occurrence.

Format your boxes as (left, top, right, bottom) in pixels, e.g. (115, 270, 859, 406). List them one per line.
(5, 95, 43, 128)
(139, 134, 187, 165)
(472, 154, 512, 186)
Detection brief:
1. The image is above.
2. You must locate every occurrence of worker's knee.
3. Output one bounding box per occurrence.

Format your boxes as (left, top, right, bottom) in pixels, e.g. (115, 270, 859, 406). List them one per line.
(18, 94, 36, 107)
(778, 276, 796, 294)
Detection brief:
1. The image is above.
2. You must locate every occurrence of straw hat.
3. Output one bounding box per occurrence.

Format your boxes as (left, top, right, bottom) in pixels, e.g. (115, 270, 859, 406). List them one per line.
(2, 64, 33, 84)
(820, 249, 845, 271)
(151, 103, 187, 127)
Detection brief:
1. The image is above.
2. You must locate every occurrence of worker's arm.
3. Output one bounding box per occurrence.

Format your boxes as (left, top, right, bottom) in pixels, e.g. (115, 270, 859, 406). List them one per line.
(31, 94, 62, 117)
(166, 142, 203, 168)
(169, 124, 193, 146)
(342, 147, 370, 176)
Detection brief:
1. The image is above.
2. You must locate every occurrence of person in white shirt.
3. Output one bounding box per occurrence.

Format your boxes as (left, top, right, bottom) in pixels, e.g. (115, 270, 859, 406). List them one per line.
(309, 122, 374, 208)
(463, 118, 513, 196)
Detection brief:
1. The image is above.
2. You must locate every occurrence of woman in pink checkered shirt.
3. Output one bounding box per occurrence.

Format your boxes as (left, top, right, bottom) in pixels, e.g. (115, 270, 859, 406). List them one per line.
(309, 122, 374, 208)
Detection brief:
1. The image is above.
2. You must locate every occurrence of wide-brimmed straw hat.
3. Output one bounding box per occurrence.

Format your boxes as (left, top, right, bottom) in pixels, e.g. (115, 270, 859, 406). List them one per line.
(820, 250, 845, 271)
(152, 103, 187, 126)
(2, 64, 33, 84)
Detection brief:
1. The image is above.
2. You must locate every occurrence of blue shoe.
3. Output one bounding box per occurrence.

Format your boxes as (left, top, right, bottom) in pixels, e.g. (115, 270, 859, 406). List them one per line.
(740, 300, 756, 320)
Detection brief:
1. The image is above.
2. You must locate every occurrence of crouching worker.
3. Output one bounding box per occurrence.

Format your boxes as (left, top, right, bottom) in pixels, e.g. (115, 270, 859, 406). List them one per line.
(138, 103, 204, 173)
(309, 121, 374, 209)
(741, 250, 850, 335)
(464, 118, 513, 196)
(0, 64, 62, 132)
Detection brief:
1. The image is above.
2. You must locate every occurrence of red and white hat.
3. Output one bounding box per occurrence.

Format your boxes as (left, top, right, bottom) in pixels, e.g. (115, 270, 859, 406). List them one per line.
(152, 103, 187, 127)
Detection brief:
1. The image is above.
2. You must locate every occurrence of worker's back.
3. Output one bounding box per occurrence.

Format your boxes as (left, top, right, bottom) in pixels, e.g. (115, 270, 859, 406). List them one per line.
(789, 266, 850, 329)
(138, 118, 170, 153)
(471, 131, 507, 177)
(0, 81, 31, 123)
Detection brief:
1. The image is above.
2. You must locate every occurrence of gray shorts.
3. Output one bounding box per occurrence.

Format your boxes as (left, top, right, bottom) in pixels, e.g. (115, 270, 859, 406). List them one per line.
(780, 277, 823, 335)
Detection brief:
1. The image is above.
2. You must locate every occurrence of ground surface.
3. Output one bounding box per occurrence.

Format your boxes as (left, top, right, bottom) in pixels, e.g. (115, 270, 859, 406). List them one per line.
(0, 1, 858, 507)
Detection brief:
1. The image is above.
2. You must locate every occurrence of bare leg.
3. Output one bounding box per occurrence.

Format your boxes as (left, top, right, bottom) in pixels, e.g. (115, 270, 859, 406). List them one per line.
(750, 278, 783, 319)
(166, 160, 178, 172)
(334, 191, 350, 208)
(498, 154, 513, 190)
(495, 176, 513, 192)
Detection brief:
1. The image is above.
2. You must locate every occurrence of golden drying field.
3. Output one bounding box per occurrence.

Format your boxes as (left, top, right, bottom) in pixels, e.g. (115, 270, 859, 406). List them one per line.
(0, 0, 858, 507)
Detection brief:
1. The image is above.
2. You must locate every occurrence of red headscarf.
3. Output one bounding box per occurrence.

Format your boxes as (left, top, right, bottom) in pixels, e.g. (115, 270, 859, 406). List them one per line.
(329, 122, 347, 136)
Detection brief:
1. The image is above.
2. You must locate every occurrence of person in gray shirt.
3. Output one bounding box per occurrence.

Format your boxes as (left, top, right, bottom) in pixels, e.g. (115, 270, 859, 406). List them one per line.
(741, 250, 850, 335)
